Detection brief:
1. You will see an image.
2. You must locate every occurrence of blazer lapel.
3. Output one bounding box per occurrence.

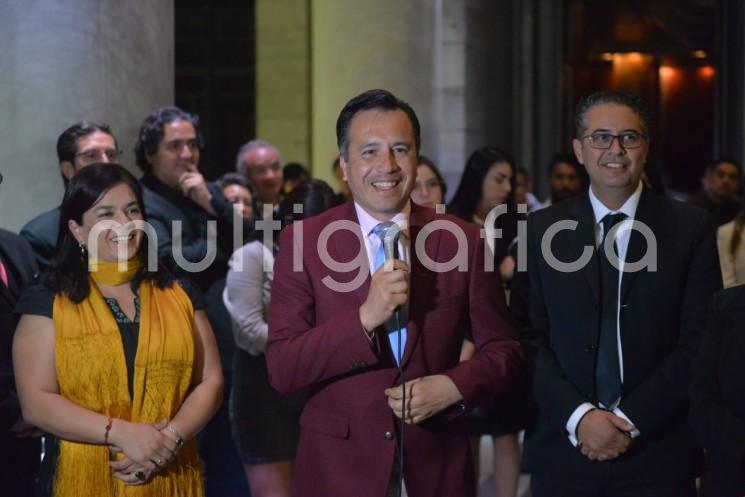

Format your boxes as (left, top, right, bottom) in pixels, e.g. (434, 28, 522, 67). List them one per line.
(569, 196, 601, 304)
(329, 202, 371, 307)
(621, 190, 653, 302)
(400, 204, 437, 368)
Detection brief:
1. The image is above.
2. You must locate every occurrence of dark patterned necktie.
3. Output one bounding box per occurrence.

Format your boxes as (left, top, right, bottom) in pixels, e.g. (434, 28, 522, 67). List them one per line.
(596, 212, 626, 407)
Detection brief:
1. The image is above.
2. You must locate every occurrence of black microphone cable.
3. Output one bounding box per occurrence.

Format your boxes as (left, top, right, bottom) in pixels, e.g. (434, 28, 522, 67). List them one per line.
(395, 309, 405, 497)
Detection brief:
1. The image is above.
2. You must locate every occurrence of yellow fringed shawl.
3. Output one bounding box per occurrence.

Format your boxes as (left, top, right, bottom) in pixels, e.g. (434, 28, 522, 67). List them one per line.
(52, 259, 204, 497)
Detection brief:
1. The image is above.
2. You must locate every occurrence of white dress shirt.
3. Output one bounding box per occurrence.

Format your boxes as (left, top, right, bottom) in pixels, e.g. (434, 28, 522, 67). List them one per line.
(566, 181, 643, 445)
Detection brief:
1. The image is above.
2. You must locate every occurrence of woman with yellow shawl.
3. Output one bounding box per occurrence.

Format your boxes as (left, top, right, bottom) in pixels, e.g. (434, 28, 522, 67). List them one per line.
(13, 163, 223, 496)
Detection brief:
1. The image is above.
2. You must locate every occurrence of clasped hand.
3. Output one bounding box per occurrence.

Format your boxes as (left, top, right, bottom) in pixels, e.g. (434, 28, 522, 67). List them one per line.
(108, 420, 181, 485)
(384, 375, 463, 425)
(576, 409, 634, 461)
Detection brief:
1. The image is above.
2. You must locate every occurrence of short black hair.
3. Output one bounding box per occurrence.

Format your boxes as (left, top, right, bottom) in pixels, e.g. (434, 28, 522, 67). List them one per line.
(57, 121, 116, 164)
(217, 172, 253, 192)
(278, 179, 336, 227)
(547, 153, 581, 176)
(706, 156, 742, 175)
(283, 162, 310, 182)
(134, 106, 204, 172)
(574, 90, 650, 138)
(336, 89, 421, 160)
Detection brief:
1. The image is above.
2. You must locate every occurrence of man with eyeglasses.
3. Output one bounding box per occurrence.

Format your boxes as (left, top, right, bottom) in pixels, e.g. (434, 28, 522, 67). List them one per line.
(135, 106, 252, 497)
(511, 90, 721, 497)
(20, 122, 121, 269)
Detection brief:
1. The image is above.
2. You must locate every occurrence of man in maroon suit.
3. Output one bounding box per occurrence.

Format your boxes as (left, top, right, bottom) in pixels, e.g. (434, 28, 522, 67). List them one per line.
(266, 89, 524, 497)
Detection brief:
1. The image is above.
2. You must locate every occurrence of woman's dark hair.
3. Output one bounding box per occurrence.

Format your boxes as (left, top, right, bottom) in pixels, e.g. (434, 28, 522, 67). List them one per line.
(417, 154, 447, 198)
(448, 146, 517, 221)
(134, 106, 204, 173)
(44, 163, 171, 302)
(278, 179, 336, 228)
(217, 172, 252, 192)
(448, 146, 520, 263)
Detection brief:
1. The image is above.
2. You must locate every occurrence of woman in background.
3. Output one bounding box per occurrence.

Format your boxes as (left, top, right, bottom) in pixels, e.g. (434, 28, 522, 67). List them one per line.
(13, 163, 223, 497)
(690, 286, 745, 496)
(449, 146, 524, 497)
(224, 179, 336, 497)
(411, 155, 447, 209)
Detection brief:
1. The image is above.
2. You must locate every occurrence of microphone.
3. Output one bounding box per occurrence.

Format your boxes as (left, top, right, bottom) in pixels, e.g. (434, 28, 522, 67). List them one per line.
(378, 221, 401, 263)
(376, 220, 406, 497)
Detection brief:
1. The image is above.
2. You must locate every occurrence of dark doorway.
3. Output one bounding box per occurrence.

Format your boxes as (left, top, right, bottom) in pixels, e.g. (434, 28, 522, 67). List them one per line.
(564, 0, 719, 195)
(175, 0, 256, 180)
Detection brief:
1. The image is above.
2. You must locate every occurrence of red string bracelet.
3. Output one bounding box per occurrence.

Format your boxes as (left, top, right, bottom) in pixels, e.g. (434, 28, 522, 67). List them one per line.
(104, 416, 113, 446)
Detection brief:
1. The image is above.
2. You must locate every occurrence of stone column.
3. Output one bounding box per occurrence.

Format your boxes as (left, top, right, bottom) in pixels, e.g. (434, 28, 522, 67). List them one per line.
(310, 0, 437, 186)
(0, 0, 174, 232)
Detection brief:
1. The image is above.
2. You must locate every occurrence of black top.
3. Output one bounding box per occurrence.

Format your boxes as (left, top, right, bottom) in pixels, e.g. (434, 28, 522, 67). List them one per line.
(14, 280, 204, 398)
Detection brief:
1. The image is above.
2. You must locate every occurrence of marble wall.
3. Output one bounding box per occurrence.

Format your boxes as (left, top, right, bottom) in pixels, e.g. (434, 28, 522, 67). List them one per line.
(0, 0, 174, 232)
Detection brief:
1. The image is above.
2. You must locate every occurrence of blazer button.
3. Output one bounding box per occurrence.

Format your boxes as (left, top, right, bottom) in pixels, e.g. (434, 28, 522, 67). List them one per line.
(384, 431, 394, 440)
(585, 344, 596, 352)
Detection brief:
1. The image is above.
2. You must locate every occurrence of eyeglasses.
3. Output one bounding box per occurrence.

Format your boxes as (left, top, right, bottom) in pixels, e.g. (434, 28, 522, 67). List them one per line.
(413, 179, 443, 191)
(582, 131, 646, 150)
(74, 148, 123, 162)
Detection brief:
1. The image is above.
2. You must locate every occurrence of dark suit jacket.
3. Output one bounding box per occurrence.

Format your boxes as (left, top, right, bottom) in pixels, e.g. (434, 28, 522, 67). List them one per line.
(690, 286, 745, 497)
(266, 201, 524, 497)
(0, 229, 38, 423)
(511, 190, 722, 477)
(0, 229, 40, 495)
(19, 207, 59, 270)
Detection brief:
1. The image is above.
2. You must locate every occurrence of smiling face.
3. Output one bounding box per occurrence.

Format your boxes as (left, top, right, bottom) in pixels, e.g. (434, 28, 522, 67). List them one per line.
(68, 182, 144, 263)
(241, 146, 283, 204)
(148, 120, 200, 189)
(339, 109, 417, 220)
(61, 131, 118, 181)
(222, 184, 255, 219)
(572, 103, 648, 207)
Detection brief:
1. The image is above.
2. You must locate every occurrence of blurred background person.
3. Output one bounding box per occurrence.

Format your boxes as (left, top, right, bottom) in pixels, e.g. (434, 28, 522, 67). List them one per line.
(514, 166, 541, 212)
(331, 155, 351, 204)
(136, 107, 253, 496)
(690, 285, 745, 497)
(0, 170, 41, 497)
(716, 198, 745, 288)
(448, 146, 526, 497)
(21, 122, 120, 270)
(410, 154, 446, 209)
(218, 172, 256, 220)
(281, 162, 310, 195)
(537, 152, 586, 209)
(223, 179, 336, 497)
(235, 139, 284, 208)
(691, 158, 742, 227)
(13, 163, 223, 496)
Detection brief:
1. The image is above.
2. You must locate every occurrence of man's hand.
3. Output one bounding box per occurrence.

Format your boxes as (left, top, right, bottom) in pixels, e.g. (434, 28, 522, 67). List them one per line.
(359, 260, 409, 332)
(179, 172, 216, 215)
(384, 375, 463, 424)
(576, 409, 634, 461)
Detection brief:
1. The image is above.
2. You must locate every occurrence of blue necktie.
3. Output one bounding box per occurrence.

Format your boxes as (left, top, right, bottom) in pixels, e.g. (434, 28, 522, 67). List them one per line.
(371, 223, 407, 365)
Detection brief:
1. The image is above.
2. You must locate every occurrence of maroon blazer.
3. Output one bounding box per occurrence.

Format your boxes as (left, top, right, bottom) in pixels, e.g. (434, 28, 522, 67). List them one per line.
(266, 201, 524, 497)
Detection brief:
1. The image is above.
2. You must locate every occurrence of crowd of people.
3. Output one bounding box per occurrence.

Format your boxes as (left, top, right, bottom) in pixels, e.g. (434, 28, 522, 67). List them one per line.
(1, 87, 744, 497)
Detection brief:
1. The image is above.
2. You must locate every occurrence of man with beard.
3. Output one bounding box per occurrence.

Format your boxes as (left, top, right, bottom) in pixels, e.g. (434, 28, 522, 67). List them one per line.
(538, 153, 586, 209)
